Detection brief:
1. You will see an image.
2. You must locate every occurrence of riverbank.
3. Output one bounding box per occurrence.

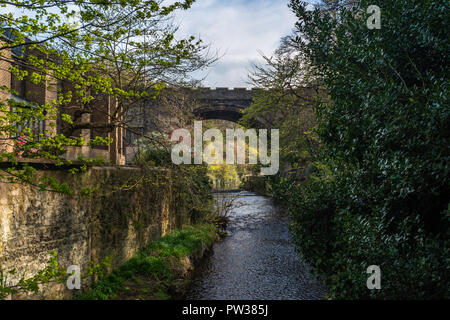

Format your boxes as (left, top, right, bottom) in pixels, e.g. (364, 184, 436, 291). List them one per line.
(75, 223, 218, 300)
(241, 176, 271, 196)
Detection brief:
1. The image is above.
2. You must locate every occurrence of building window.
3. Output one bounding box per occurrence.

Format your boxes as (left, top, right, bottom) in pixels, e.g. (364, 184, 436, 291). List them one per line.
(10, 95, 46, 141)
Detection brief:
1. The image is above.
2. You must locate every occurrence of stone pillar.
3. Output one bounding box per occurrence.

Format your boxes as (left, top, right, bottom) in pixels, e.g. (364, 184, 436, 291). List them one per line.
(118, 121, 125, 165)
(108, 97, 125, 165)
(59, 79, 98, 161)
(44, 74, 58, 137)
(80, 112, 91, 158)
(109, 122, 119, 165)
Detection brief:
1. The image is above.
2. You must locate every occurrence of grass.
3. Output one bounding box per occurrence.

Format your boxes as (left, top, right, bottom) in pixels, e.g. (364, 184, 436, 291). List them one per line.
(74, 223, 217, 300)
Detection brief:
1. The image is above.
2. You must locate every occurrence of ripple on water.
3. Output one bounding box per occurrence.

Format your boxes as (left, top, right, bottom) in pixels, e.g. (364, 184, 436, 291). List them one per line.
(186, 191, 326, 300)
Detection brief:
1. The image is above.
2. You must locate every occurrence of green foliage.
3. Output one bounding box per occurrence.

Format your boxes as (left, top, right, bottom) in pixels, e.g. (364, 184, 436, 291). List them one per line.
(0, 0, 211, 192)
(79, 187, 99, 197)
(172, 164, 213, 223)
(0, 252, 65, 299)
(133, 133, 174, 167)
(241, 66, 320, 174)
(207, 164, 241, 190)
(148, 224, 216, 257)
(138, 148, 172, 167)
(75, 223, 217, 300)
(273, 0, 450, 299)
(0, 252, 111, 299)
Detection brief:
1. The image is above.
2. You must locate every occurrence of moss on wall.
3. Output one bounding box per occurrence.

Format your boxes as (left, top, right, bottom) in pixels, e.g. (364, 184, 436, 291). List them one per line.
(0, 166, 203, 299)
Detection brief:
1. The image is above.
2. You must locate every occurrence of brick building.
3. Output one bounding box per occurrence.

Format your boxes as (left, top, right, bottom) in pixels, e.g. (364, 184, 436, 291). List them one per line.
(0, 29, 126, 165)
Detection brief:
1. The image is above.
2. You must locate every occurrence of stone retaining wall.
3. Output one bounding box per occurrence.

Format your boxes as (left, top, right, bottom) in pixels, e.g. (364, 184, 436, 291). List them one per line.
(0, 166, 192, 299)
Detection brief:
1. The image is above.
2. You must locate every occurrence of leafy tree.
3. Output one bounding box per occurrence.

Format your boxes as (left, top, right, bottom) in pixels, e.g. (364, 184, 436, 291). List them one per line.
(270, 0, 449, 298)
(0, 1, 217, 298)
(241, 44, 322, 179)
(207, 164, 240, 190)
(0, 0, 213, 191)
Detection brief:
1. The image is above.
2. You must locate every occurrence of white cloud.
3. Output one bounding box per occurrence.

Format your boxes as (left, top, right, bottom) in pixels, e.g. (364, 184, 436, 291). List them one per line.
(174, 0, 297, 88)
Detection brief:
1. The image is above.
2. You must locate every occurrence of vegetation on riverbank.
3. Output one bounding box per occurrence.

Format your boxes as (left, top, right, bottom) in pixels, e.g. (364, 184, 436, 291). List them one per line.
(245, 0, 449, 299)
(74, 223, 218, 300)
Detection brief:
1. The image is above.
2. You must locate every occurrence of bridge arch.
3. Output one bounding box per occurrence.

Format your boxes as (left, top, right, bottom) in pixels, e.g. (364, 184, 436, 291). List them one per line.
(192, 87, 259, 122)
(193, 104, 244, 122)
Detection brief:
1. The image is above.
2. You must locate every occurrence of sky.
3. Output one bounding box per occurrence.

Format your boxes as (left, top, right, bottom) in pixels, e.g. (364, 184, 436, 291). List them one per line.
(174, 0, 297, 88)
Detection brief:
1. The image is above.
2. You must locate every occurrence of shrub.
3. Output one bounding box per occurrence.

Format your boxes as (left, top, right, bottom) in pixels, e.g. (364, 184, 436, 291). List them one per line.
(277, 0, 450, 299)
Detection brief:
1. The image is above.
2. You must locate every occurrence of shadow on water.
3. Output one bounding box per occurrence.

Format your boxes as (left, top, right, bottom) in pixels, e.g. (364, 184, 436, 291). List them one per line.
(185, 191, 326, 300)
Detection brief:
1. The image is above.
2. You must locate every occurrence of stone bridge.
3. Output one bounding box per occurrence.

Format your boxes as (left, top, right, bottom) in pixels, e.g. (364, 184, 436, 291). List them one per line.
(125, 87, 260, 143)
(193, 87, 261, 122)
(125, 86, 321, 162)
(126, 86, 321, 141)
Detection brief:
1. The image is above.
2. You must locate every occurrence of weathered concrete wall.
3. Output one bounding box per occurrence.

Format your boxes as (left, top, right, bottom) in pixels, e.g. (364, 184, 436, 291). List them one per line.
(0, 166, 192, 299)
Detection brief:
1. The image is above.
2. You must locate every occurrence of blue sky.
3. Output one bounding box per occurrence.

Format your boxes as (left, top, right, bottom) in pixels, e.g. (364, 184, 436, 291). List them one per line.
(174, 0, 297, 88)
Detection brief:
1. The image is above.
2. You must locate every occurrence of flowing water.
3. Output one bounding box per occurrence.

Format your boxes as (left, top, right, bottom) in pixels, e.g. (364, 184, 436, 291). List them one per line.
(186, 191, 326, 300)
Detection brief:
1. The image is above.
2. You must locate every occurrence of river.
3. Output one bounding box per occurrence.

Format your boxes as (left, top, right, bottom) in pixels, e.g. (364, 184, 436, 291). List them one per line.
(186, 191, 326, 300)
